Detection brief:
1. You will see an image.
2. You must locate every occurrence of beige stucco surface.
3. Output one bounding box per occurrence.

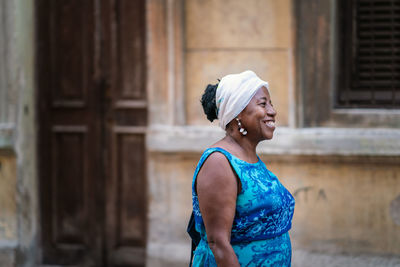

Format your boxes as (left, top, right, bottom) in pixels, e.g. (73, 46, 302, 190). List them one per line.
(146, 153, 195, 267)
(146, 1, 400, 266)
(264, 156, 400, 256)
(147, 153, 195, 244)
(185, 50, 290, 126)
(185, 0, 292, 49)
(0, 155, 17, 242)
(184, 0, 292, 126)
(147, 152, 400, 265)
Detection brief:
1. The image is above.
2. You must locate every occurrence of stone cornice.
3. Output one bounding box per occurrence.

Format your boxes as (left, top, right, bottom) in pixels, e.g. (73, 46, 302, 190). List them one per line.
(147, 125, 400, 156)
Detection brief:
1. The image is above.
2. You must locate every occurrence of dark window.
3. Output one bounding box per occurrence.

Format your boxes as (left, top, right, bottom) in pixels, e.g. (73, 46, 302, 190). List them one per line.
(338, 0, 400, 108)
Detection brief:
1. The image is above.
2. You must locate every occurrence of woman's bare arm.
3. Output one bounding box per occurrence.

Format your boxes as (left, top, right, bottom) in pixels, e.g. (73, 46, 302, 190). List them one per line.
(196, 152, 240, 267)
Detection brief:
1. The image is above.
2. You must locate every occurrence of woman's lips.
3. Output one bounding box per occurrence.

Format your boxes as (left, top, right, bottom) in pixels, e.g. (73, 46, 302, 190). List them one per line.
(265, 120, 275, 129)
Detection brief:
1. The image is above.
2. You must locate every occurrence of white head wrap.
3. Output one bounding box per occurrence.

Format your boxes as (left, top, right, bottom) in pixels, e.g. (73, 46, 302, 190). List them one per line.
(215, 70, 269, 130)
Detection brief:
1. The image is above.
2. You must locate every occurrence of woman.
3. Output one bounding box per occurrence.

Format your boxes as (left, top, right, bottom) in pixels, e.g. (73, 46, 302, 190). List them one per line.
(191, 70, 295, 266)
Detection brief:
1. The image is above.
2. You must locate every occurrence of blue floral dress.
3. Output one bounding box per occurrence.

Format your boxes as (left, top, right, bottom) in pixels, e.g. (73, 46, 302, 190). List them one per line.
(191, 147, 295, 266)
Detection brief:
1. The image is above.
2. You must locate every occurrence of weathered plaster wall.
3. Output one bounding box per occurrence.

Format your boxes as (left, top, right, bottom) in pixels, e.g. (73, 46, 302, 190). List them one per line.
(146, 0, 295, 265)
(0, 0, 18, 265)
(146, 153, 196, 267)
(0, 0, 38, 266)
(13, 0, 39, 265)
(185, 0, 293, 127)
(0, 154, 17, 250)
(264, 156, 400, 256)
(146, 151, 400, 266)
(145, 0, 400, 266)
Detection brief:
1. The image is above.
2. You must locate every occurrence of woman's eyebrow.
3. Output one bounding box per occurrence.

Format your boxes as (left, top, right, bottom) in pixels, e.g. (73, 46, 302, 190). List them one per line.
(258, 97, 267, 101)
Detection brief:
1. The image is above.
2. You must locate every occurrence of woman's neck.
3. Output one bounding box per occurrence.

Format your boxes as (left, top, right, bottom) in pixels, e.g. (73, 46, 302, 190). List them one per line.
(224, 133, 258, 160)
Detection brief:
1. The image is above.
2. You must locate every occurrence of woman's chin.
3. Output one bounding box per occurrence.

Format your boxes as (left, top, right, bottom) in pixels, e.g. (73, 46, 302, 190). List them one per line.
(262, 132, 274, 140)
(260, 124, 275, 140)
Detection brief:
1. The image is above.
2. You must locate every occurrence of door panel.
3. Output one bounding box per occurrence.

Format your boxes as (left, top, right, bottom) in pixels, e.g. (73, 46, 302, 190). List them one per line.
(50, 0, 91, 109)
(114, 133, 146, 245)
(52, 127, 87, 246)
(104, 0, 147, 266)
(108, 132, 147, 266)
(113, 0, 146, 101)
(37, 0, 100, 265)
(51, 0, 88, 107)
(37, 0, 147, 266)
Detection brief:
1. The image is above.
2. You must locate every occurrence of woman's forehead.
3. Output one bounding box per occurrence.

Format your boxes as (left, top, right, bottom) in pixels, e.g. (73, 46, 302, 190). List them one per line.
(253, 86, 271, 100)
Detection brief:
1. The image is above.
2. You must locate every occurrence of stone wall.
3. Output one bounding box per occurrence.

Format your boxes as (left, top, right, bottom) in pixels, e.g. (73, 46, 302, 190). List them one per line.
(145, 0, 400, 267)
(146, 141, 400, 266)
(0, 0, 38, 266)
(265, 155, 400, 256)
(0, 154, 17, 266)
(185, 0, 293, 127)
(146, 0, 294, 265)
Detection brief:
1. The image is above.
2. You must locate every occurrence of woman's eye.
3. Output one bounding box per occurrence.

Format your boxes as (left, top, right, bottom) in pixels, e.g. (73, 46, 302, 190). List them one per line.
(260, 102, 266, 106)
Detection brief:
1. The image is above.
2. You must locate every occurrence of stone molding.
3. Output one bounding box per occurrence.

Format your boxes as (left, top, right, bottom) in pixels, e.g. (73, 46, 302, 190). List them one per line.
(147, 125, 400, 156)
(0, 124, 14, 149)
(146, 0, 185, 126)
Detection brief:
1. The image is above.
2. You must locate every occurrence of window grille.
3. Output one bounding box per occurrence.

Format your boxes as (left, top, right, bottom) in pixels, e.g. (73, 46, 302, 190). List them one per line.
(338, 0, 400, 108)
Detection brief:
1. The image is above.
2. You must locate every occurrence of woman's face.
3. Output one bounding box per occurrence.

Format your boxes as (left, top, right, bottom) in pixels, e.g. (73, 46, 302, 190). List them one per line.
(239, 86, 277, 141)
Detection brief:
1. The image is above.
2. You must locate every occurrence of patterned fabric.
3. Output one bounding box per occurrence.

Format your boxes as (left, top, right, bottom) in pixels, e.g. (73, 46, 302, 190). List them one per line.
(191, 147, 295, 266)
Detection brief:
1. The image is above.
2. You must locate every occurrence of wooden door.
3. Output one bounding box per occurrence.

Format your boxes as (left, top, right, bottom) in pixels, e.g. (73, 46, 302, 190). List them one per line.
(36, 0, 147, 266)
(102, 1, 147, 266)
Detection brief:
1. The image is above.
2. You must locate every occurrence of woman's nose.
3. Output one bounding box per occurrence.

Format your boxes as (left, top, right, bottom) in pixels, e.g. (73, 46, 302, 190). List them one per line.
(267, 106, 277, 116)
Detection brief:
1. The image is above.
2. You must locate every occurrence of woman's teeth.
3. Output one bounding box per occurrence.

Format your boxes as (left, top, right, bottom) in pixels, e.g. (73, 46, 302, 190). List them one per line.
(266, 121, 275, 127)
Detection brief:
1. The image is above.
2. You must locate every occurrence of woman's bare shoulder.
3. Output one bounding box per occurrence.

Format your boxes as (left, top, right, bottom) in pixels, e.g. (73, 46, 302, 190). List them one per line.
(197, 151, 235, 188)
(197, 151, 237, 197)
(202, 150, 231, 171)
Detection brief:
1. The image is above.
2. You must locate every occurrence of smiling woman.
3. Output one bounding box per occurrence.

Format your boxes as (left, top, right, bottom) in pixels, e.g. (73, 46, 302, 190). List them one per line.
(188, 70, 295, 267)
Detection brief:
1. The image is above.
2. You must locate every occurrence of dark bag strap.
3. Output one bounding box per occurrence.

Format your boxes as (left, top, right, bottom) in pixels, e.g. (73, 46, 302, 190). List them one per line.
(187, 211, 200, 267)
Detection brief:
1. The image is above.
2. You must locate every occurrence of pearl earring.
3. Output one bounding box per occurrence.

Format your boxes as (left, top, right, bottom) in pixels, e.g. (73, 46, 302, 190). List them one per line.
(236, 118, 247, 136)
